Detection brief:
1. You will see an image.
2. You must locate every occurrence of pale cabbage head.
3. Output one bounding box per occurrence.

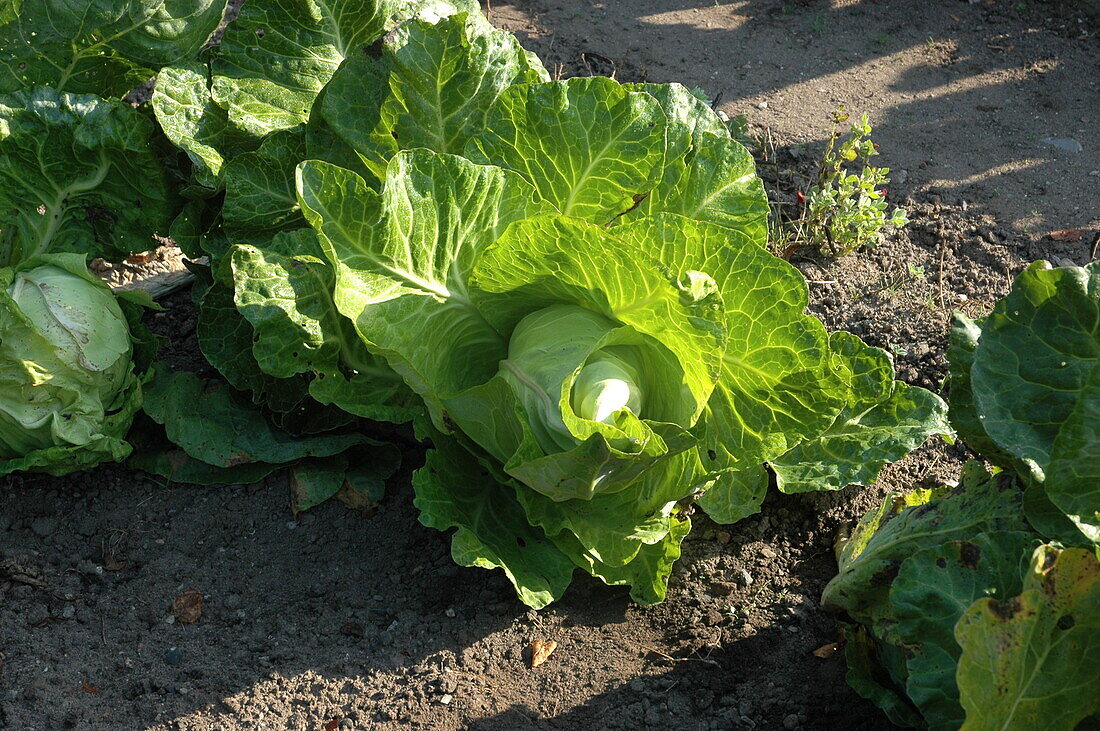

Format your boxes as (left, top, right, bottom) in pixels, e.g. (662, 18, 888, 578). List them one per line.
(498, 304, 659, 454)
(0, 259, 137, 466)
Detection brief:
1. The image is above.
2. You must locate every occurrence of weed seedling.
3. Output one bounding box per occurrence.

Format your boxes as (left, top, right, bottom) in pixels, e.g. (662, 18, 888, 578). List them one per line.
(801, 109, 908, 255)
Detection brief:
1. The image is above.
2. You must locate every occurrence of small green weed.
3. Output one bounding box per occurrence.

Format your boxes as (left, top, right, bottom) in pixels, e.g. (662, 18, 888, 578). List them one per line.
(775, 109, 908, 256)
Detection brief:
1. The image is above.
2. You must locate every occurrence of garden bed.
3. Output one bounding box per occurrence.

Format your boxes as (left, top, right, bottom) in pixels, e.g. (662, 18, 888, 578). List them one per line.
(2, 1, 1097, 729)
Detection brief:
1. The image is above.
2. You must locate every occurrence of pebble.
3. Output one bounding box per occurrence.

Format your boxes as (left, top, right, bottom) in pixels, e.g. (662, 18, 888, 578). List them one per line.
(30, 517, 57, 538)
(784, 713, 801, 729)
(439, 693, 453, 705)
(735, 569, 754, 587)
(444, 607, 456, 618)
(165, 648, 182, 666)
(1041, 137, 1083, 153)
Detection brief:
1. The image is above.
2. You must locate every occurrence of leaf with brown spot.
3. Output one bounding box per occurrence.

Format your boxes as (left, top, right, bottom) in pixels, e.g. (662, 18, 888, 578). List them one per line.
(955, 546, 1100, 730)
(172, 588, 204, 624)
(528, 639, 558, 669)
(1048, 229, 1085, 242)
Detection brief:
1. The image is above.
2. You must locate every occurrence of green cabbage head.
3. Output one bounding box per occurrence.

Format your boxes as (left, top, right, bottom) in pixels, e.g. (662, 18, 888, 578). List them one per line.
(0, 254, 144, 476)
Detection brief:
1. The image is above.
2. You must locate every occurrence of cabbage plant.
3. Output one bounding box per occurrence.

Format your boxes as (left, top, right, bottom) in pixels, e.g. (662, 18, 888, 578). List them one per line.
(823, 260, 1099, 729)
(150, 7, 950, 606)
(0, 255, 147, 476)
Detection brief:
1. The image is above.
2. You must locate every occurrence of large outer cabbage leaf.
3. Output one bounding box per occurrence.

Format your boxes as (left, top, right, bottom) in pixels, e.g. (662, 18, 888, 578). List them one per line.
(413, 419, 576, 610)
(466, 77, 667, 224)
(297, 151, 553, 418)
(970, 261, 1099, 471)
(955, 545, 1100, 730)
(889, 531, 1038, 730)
(0, 0, 228, 96)
(949, 260, 1099, 546)
(1046, 363, 1100, 541)
(0, 87, 177, 265)
(822, 464, 1029, 632)
(771, 331, 952, 494)
(615, 214, 841, 477)
(321, 12, 548, 180)
(151, 0, 483, 191)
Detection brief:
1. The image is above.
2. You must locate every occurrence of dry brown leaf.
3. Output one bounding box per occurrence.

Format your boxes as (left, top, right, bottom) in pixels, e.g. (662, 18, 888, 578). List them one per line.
(323, 720, 340, 731)
(1049, 228, 1085, 242)
(528, 639, 558, 669)
(173, 588, 204, 624)
(812, 642, 839, 659)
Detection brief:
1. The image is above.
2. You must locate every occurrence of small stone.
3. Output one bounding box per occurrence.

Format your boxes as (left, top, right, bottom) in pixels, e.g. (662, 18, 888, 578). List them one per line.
(439, 693, 453, 705)
(23, 676, 47, 700)
(783, 713, 801, 729)
(75, 517, 97, 537)
(286, 521, 297, 530)
(735, 569, 754, 587)
(715, 531, 732, 544)
(444, 607, 456, 618)
(756, 101, 768, 110)
(30, 517, 57, 538)
(709, 581, 736, 597)
(164, 648, 182, 666)
(1041, 137, 1082, 154)
(61, 604, 76, 619)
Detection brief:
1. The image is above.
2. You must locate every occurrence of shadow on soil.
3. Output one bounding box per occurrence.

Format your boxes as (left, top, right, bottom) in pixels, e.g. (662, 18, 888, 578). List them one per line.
(504, 0, 1098, 232)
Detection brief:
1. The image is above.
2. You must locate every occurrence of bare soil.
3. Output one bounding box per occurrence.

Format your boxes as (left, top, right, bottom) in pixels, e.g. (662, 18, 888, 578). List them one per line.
(2, 1, 1098, 730)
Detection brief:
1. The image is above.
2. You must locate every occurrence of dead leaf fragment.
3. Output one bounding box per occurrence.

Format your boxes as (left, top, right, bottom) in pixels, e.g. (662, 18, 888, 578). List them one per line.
(812, 642, 839, 659)
(340, 622, 365, 638)
(81, 680, 100, 694)
(1048, 228, 1085, 242)
(528, 639, 558, 669)
(172, 588, 204, 624)
(1, 556, 47, 587)
(324, 720, 340, 731)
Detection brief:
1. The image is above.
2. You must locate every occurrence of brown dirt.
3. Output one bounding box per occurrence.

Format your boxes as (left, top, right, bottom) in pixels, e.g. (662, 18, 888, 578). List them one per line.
(2, 1, 1098, 730)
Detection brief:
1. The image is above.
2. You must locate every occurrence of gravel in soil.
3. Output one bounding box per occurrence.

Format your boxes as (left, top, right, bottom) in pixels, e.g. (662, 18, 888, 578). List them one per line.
(2, 1, 1098, 729)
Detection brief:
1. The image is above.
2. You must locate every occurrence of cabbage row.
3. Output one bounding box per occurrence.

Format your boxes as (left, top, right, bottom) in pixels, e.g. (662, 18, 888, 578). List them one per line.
(824, 261, 1099, 730)
(0, 1, 951, 607)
